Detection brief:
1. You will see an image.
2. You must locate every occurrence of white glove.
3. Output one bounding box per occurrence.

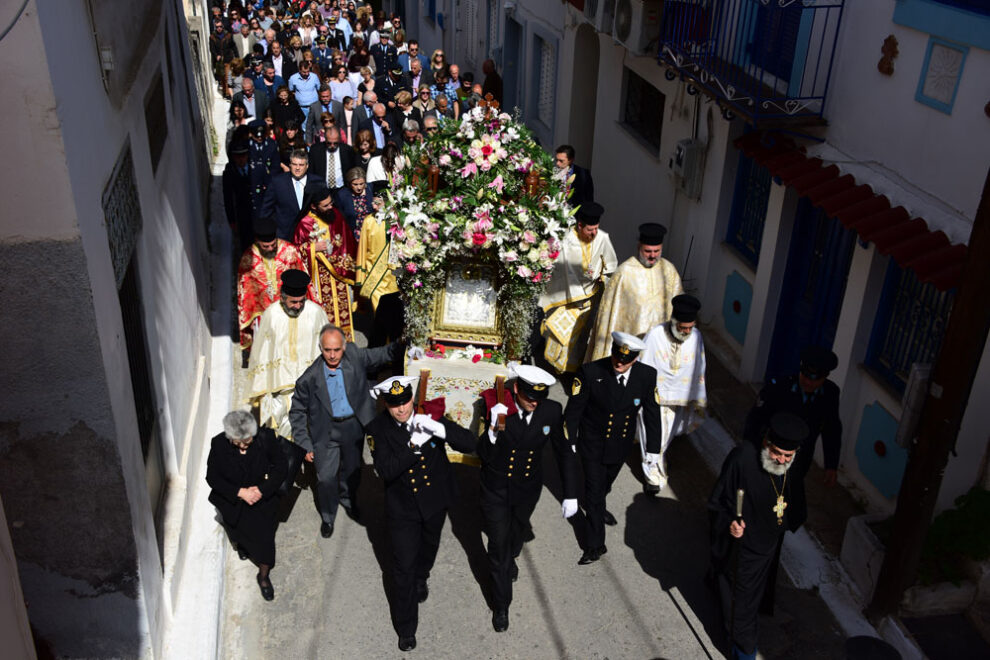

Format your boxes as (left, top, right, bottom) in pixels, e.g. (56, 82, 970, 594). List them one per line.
(561, 499, 578, 519)
(412, 413, 445, 439)
(644, 452, 661, 467)
(409, 430, 431, 448)
(488, 403, 508, 444)
(407, 345, 426, 360)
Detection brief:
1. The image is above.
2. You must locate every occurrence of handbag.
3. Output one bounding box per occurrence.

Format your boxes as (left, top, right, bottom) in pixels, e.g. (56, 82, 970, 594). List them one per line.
(275, 434, 307, 496)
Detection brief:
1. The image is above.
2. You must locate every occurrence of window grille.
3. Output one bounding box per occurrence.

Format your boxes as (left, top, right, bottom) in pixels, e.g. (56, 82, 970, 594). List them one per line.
(726, 151, 771, 267)
(537, 38, 556, 126)
(866, 262, 954, 394)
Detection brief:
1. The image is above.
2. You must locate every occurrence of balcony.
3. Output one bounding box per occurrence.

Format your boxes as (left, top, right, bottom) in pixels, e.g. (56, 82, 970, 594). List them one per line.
(658, 0, 845, 127)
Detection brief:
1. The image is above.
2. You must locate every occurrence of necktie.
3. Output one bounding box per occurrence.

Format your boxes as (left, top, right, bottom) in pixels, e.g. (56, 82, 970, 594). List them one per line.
(327, 150, 336, 187)
(618, 375, 626, 387)
(294, 178, 303, 208)
(520, 411, 530, 425)
(401, 422, 409, 434)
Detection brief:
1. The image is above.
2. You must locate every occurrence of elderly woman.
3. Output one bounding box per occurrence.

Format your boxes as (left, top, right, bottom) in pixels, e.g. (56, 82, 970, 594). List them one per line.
(336, 166, 379, 240)
(206, 410, 288, 601)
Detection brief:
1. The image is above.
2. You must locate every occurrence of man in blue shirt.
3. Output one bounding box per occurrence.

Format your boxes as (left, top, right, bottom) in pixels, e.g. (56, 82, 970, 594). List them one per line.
(289, 61, 321, 120)
(289, 324, 404, 538)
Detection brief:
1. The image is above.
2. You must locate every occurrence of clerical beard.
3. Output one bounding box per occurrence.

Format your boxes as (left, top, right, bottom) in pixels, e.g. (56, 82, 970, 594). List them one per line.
(280, 300, 303, 318)
(760, 447, 794, 476)
(668, 322, 691, 343)
(637, 255, 657, 268)
(259, 244, 277, 259)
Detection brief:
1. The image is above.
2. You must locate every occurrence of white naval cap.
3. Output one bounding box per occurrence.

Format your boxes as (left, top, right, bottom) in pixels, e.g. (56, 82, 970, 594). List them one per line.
(610, 331, 645, 363)
(511, 364, 555, 400)
(370, 375, 418, 404)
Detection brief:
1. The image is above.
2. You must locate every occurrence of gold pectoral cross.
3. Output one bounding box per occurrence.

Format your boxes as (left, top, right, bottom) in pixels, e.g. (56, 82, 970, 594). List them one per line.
(773, 495, 787, 525)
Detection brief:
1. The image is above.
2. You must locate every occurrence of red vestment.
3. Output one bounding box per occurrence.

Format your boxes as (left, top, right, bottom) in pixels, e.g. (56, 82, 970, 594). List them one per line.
(237, 240, 307, 349)
(294, 210, 357, 341)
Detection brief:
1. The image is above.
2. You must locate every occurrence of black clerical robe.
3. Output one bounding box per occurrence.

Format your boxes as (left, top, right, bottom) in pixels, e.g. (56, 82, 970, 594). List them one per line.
(707, 442, 806, 656)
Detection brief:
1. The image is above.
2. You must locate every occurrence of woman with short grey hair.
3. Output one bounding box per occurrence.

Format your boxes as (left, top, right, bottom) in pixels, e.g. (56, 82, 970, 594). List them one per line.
(206, 410, 288, 601)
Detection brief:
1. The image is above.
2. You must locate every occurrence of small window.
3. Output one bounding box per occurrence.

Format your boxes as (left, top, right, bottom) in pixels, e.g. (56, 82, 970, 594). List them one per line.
(866, 262, 954, 394)
(534, 35, 556, 127)
(726, 151, 771, 267)
(915, 36, 968, 114)
(144, 70, 168, 173)
(621, 68, 665, 155)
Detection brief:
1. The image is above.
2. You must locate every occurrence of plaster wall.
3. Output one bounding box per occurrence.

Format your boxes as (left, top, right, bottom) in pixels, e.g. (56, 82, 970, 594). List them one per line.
(826, 0, 989, 222)
(0, 496, 35, 660)
(0, 0, 212, 656)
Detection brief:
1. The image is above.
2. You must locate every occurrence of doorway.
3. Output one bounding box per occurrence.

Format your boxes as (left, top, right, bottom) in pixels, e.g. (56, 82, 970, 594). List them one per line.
(764, 197, 855, 380)
(569, 23, 600, 167)
(503, 17, 522, 113)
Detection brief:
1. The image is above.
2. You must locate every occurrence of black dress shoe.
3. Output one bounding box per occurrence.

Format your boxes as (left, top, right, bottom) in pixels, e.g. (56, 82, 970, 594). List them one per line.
(492, 609, 509, 632)
(416, 580, 429, 603)
(578, 545, 607, 565)
(603, 510, 618, 526)
(398, 636, 416, 652)
(509, 560, 519, 583)
(320, 522, 334, 538)
(257, 573, 274, 601)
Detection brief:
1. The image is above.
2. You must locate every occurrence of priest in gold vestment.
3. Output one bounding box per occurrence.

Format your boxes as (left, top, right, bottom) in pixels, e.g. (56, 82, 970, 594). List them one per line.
(539, 202, 617, 373)
(245, 269, 329, 439)
(585, 222, 683, 362)
(356, 208, 403, 349)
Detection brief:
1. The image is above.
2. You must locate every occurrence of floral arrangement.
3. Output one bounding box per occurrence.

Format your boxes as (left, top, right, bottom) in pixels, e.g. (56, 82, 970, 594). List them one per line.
(374, 103, 575, 358)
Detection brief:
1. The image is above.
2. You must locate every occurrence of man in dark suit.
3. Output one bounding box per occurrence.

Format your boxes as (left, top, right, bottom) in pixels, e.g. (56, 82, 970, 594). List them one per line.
(259, 149, 320, 240)
(232, 77, 270, 120)
(304, 86, 345, 145)
(366, 375, 477, 652)
(266, 39, 297, 82)
(358, 103, 400, 150)
(564, 331, 662, 565)
(481, 365, 579, 632)
(222, 140, 254, 255)
(308, 129, 356, 196)
(289, 325, 403, 538)
(555, 144, 595, 208)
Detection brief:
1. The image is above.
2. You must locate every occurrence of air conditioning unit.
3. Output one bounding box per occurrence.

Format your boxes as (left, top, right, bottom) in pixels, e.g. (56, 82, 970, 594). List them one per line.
(584, 0, 616, 34)
(672, 138, 705, 198)
(613, 0, 662, 56)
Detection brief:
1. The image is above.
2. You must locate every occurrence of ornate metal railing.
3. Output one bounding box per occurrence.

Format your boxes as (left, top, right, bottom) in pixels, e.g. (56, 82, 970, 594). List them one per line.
(658, 0, 845, 125)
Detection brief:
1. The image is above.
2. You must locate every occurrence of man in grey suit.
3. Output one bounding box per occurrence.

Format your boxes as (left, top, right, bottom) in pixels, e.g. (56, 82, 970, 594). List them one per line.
(290, 324, 404, 538)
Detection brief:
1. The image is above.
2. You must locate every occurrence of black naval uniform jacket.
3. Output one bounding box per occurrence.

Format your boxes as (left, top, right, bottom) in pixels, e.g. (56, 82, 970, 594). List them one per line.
(478, 399, 579, 504)
(564, 357, 662, 464)
(367, 414, 477, 521)
(743, 375, 842, 471)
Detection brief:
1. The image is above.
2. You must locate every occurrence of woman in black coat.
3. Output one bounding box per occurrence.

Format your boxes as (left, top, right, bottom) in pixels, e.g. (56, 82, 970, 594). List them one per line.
(206, 410, 288, 601)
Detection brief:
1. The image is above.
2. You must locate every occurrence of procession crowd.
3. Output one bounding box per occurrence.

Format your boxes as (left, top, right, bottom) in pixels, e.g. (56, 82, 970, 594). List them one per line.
(207, 3, 844, 658)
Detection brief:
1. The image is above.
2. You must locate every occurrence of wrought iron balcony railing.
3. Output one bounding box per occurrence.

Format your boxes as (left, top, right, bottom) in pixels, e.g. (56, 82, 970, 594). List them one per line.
(659, 0, 845, 126)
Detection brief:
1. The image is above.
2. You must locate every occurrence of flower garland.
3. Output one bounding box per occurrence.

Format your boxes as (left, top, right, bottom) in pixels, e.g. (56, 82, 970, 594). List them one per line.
(374, 105, 575, 357)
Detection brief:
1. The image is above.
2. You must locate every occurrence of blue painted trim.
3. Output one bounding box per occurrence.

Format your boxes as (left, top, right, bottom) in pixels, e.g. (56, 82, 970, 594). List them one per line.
(914, 36, 968, 115)
(788, 8, 814, 95)
(893, 0, 990, 51)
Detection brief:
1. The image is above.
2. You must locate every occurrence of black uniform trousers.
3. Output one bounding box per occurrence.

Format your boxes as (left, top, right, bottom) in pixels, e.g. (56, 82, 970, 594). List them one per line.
(312, 417, 363, 524)
(480, 481, 540, 609)
(388, 508, 447, 637)
(582, 458, 624, 551)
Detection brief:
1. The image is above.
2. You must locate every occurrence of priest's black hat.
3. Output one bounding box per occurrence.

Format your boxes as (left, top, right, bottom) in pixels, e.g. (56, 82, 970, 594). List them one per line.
(768, 412, 809, 451)
(575, 202, 604, 226)
(305, 181, 332, 202)
(229, 140, 250, 156)
(638, 222, 667, 245)
(280, 269, 311, 297)
(253, 215, 277, 241)
(671, 294, 701, 323)
(800, 345, 838, 380)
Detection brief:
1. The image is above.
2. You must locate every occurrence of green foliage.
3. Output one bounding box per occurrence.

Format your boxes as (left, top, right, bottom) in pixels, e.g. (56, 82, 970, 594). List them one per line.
(919, 487, 990, 585)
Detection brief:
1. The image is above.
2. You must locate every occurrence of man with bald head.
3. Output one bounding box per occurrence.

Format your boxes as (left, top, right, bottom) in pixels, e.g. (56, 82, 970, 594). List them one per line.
(359, 102, 398, 149)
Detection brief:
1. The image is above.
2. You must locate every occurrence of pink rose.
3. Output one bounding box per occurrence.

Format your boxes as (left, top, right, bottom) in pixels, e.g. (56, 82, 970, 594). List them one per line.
(471, 354, 482, 363)
(472, 232, 488, 246)
(532, 272, 544, 283)
(405, 262, 418, 273)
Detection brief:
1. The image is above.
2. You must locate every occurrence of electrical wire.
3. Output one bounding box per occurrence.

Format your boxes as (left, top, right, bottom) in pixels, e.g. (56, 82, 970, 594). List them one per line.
(0, 0, 29, 43)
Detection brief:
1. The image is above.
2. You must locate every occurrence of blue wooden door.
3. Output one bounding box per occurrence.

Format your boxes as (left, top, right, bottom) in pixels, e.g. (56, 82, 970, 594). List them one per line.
(764, 197, 855, 380)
